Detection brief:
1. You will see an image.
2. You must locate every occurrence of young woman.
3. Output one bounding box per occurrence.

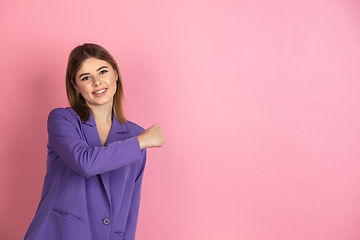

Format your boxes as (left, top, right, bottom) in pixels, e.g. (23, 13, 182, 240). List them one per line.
(24, 43, 164, 240)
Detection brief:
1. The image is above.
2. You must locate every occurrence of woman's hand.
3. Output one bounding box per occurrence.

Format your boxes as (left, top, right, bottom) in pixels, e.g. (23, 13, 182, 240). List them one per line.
(137, 125, 165, 149)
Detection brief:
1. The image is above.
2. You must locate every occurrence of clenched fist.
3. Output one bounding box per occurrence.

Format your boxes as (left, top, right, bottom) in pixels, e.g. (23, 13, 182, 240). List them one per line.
(137, 125, 165, 149)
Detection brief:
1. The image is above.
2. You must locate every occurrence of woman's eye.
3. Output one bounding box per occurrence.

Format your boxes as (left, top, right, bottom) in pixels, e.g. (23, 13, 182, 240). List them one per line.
(81, 76, 90, 81)
(99, 70, 108, 75)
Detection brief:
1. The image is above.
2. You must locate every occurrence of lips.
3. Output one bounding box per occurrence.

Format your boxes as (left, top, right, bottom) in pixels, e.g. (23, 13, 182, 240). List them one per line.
(93, 88, 107, 94)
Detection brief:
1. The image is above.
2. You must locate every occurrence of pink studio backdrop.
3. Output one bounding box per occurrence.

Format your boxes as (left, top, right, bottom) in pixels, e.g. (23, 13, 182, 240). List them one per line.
(1, 0, 360, 239)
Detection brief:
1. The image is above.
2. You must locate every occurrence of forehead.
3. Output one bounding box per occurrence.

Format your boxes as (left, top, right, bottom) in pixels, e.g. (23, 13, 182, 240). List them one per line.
(76, 57, 111, 76)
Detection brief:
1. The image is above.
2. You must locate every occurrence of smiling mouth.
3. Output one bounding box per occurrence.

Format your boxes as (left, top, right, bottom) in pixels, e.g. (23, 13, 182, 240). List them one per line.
(93, 88, 107, 94)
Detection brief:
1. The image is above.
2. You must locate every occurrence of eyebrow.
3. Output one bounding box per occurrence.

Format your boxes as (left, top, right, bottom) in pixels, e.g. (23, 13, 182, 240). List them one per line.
(78, 66, 109, 79)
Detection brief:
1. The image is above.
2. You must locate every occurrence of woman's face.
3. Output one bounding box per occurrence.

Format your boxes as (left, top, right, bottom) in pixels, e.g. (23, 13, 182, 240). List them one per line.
(74, 57, 118, 110)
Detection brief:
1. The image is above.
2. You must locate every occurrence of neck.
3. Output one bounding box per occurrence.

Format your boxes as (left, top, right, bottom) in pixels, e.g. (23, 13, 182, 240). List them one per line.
(88, 101, 113, 123)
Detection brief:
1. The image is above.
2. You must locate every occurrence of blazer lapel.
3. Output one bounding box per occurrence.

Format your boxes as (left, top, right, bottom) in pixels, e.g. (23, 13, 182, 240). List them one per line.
(82, 111, 130, 145)
(82, 112, 102, 148)
(82, 111, 113, 206)
(81, 111, 131, 208)
(106, 114, 130, 143)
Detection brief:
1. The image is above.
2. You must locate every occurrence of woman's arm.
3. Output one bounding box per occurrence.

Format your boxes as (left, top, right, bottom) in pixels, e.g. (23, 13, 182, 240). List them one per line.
(47, 109, 143, 178)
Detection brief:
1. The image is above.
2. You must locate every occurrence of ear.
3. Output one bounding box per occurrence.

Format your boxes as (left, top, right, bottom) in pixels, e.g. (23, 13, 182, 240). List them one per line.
(114, 69, 119, 80)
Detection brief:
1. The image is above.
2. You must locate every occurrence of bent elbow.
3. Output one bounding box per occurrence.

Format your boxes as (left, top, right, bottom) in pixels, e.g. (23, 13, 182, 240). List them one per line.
(75, 165, 97, 178)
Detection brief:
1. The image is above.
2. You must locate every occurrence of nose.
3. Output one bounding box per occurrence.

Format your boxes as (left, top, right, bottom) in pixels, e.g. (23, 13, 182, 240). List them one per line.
(92, 75, 101, 86)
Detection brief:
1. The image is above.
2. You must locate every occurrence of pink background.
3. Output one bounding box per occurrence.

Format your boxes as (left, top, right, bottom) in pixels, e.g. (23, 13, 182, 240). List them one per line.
(1, 0, 360, 239)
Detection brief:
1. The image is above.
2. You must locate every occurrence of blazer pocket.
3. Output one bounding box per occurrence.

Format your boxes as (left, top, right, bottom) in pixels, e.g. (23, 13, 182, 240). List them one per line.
(114, 232, 124, 240)
(51, 207, 84, 223)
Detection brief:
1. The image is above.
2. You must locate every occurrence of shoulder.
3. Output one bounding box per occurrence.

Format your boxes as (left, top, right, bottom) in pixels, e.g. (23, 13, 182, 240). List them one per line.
(125, 120, 144, 136)
(49, 107, 78, 118)
(48, 107, 81, 126)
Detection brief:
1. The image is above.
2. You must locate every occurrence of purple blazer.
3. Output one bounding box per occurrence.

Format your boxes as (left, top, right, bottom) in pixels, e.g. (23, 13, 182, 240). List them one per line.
(24, 107, 146, 240)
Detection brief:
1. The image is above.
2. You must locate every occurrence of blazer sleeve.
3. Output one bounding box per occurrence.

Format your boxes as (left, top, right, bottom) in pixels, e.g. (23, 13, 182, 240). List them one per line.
(47, 108, 143, 178)
(123, 149, 147, 240)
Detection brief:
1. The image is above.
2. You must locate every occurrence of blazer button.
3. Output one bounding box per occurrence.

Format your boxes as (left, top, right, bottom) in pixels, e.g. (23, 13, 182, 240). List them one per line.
(102, 218, 110, 225)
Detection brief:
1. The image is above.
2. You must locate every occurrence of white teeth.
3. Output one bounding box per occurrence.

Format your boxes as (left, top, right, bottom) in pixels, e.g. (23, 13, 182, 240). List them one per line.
(94, 89, 106, 94)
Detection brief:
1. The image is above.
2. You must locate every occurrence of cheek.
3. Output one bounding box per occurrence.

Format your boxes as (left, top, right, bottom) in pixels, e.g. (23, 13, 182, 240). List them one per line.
(77, 84, 92, 94)
(106, 78, 117, 88)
